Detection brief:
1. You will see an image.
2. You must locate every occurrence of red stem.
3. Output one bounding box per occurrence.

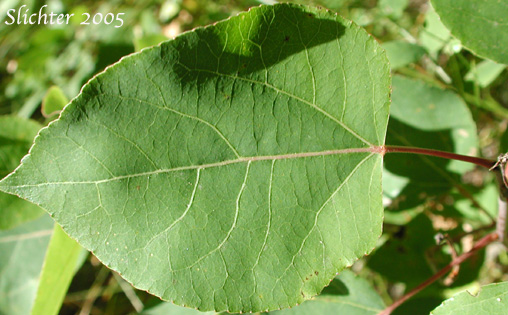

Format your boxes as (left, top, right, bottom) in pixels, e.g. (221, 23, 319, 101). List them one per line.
(377, 232, 499, 315)
(383, 145, 495, 169)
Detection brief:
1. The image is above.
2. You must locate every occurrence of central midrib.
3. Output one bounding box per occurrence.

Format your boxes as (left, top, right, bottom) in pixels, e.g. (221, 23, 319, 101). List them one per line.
(1, 146, 382, 188)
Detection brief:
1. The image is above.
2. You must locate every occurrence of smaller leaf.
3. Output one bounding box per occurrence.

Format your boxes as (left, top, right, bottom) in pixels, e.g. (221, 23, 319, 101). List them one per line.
(159, 0, 181, 23)
(378, 0, 409, 19)
(431, 0, 508, 65)
(134, 34, 169, 51)
(31, 224, 83, 315)
(0, 215, 54, 315)
(382, 41, 426, 70)
(431, 282, 508, 314)
(451, 183, 498, 225)
(41, 86, 69, 119)
(465, 60, 506, 88)
(419, 6, 451, 58)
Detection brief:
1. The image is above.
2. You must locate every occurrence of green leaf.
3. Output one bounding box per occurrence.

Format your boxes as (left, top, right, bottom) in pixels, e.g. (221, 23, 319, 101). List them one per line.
(0, 115, 43, 230)
(451, 183, 498, 225)
(0, 116, 42, 178)
(431, 0, 508, 64)
(419, 6, 451, 58)
(134, 34, 169, 52)
(382, 41, 426, 70)
(384, 76, 478, 210)
(465, 60, 506, 88)
(271, 270, 385, 315)
(31, 224, 83, 315)
(0, 4, 390, 312)
(378, 0, 409, 19)
(431, 282, 508, 314)
(41, 86, 69, 119)
(0, 214, 54, 315)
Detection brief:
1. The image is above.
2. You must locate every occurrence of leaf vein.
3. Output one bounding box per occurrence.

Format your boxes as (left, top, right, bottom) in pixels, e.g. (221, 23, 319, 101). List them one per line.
(144, 168, 201, 250)
(175, 64, 372, 146)
(2, 148, 377, 188)
(273, 152, 375, 287)
(176, 161, 251, 271)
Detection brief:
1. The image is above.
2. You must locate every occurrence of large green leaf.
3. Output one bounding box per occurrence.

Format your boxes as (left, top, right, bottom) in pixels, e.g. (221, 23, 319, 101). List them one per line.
(0, 115, 43, 230)
(0, 214, 54, 315)
(431, 0, 508, 64)
(431, 282, 508, 314)
(0, 4, 390, 312)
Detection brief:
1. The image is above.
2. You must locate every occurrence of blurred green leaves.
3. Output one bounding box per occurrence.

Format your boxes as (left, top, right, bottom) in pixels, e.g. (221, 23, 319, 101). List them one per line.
(31, 224, 83, 315)
(383, 41, 426, 70)
(431, 282, 508, 314)
(431, 0, 508, 65)
(0, 215, 54, 315)
(0, 115, 43, 230)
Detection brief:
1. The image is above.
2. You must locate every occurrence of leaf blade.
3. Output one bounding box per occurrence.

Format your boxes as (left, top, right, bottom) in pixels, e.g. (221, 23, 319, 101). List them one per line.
(0, 4, 390, 312)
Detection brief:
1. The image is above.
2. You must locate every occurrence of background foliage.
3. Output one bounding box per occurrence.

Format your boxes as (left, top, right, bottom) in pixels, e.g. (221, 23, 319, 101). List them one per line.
(0, 0, 507, 314)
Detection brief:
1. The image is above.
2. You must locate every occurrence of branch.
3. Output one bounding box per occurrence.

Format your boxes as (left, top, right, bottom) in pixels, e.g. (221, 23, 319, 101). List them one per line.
(377, 232, 499, 315)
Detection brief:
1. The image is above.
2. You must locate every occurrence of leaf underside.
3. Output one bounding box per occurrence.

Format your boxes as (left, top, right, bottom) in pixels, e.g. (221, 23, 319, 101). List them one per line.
(0, 4, 390, 312)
